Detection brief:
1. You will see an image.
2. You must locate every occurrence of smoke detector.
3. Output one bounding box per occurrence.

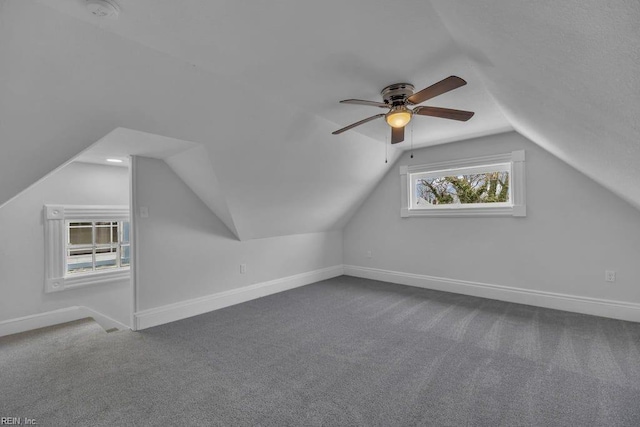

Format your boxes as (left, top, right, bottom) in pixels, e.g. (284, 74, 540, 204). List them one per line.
(86, 0, 120, 19)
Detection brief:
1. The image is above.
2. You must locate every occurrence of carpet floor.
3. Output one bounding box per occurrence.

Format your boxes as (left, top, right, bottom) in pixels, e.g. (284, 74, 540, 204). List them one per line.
(2, 276, 640, 426)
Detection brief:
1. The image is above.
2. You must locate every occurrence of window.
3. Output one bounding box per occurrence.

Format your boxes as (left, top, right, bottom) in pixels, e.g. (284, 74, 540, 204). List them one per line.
(400, 150, 526, 217)
(45, 205, 130, 293)
(66, 221, 130, 274)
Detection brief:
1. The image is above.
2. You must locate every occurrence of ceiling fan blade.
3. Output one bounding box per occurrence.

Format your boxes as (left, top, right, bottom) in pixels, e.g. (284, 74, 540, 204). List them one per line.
(391, 126, 404, 144)
(407, 76, 467, 105)
(340, 99, 389, 109)
(414, 106, 475, 121)
(332, 114, 385, 135)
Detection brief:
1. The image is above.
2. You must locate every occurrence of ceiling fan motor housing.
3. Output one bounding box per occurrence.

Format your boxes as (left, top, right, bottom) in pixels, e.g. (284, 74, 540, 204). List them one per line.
(381, 83, 414, 106)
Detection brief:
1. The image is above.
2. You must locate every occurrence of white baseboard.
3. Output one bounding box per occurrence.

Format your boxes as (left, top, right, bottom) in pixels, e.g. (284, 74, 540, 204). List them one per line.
(134, 264, 345, 330)
(344, 265, 640, 323)
(0, 306, 129, 338)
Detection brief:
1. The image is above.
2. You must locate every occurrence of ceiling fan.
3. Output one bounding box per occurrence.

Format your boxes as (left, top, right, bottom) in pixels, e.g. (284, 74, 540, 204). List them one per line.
(332, 76, 474, 144)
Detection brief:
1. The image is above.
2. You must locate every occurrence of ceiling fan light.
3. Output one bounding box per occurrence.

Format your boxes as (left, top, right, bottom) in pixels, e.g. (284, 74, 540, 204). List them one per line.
(385, 107, 412, 128)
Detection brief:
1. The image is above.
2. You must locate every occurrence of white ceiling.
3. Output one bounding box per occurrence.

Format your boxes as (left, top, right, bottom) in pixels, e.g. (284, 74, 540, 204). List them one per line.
(1, 0, 638, 239)
(74, 127, 198, 167)
(430, 0, 640, 210)
(34, 0, 512, 145)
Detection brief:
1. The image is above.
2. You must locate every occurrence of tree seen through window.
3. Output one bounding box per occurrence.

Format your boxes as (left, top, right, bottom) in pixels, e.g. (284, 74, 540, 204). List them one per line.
(416, 171, 509, 205)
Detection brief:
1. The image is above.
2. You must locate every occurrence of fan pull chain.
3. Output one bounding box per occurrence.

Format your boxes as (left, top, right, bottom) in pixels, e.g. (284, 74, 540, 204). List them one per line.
(385, 132, 388, 164)
(410, 121, 414, 159)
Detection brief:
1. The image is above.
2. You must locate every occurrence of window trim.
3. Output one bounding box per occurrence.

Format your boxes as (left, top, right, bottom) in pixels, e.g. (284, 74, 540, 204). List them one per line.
(400, 150, 526, 218)
(44, 205, 130, 293)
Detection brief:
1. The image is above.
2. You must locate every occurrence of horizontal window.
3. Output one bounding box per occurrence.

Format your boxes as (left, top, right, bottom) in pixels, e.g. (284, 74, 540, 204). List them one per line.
(400, 151, 526, 218)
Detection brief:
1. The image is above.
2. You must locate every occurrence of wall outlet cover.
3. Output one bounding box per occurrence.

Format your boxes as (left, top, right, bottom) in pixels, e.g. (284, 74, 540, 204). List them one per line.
(605, 270, 616, 282)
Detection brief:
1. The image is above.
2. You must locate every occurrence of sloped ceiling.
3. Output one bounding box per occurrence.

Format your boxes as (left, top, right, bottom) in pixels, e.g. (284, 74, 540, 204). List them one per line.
(34, 0, 512, 145)
(75, 128, 242, 238)
(1, 0, 637, 240)
(429, 0, 640, 210)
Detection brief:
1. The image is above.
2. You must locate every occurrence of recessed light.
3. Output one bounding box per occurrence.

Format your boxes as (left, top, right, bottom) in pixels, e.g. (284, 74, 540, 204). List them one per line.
(106, 158, 123, 163)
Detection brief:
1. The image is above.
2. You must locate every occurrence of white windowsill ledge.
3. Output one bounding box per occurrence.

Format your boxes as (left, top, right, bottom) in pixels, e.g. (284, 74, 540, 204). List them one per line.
(46, 268, 130, 293)
(401, 205, 526, 218)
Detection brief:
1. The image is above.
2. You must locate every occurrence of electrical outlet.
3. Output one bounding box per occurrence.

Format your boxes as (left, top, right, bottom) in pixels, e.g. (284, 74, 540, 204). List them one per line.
(240, 263, 247, 274)
(605, 270, 616, 282)
(366, 250, 372, 259)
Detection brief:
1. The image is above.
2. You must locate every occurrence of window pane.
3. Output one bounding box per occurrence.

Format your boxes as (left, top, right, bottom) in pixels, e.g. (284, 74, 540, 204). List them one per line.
(95, 223, 118, 245)
(67, 248, 93, 274)
(62, 214, 131, 279)
(68, 222, 92, 245)
(95, 247, 117, 270)
(121, 222, 130, 243)
(120, 244, 130, 267)
(415, 171, 510, 206)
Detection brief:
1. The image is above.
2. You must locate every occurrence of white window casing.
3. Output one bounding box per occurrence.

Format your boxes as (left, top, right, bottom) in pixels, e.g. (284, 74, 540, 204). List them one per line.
(400, 150, 526, 218)
(44, 205, 130, 293)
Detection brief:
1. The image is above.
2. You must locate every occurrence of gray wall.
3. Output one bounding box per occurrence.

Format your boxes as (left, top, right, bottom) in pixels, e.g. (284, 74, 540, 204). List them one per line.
(133, 157, 343, 312)
(0, 162, 131, 324)
(344, 132, 640, 304)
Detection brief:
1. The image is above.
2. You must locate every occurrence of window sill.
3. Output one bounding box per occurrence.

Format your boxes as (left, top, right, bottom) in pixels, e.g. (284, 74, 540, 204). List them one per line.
(46, 268, 130, 293)
(401, 205, 526, 218)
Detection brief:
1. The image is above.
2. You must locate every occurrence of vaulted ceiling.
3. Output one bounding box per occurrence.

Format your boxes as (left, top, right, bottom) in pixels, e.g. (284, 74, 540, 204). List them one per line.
(430, 0, 640, 211)
(1, 0, 638, 239)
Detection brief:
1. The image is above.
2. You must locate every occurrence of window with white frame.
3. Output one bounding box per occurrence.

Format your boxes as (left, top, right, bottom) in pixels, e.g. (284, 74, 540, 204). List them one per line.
(45, 205, 130, 293)
(400, 150, 526, 217)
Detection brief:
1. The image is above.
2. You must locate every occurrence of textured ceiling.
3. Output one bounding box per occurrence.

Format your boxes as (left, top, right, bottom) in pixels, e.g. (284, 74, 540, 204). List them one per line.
(1, 0, 638, 240)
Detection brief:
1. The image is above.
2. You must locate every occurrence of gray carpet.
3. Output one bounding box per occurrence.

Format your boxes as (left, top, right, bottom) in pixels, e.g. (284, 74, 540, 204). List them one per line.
(2, 276, 640, 426)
